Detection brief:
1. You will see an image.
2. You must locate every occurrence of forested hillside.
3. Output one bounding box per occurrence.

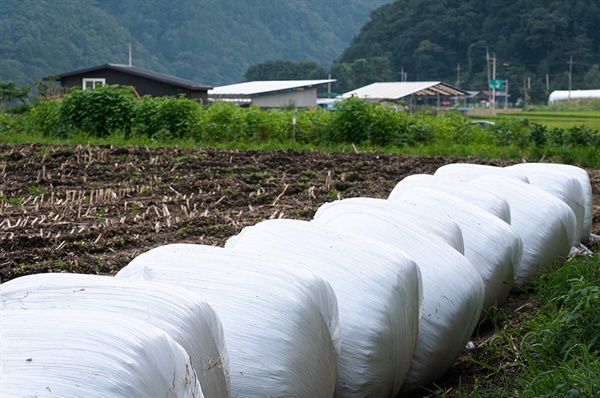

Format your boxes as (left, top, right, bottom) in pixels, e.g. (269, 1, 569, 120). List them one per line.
(335, 0, 600, 102)
(0, 0, 388, 87)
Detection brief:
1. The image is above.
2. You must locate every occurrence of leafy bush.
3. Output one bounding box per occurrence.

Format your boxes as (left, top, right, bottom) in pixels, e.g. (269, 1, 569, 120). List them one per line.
(132, 95, 202, 140)
(329, 96, 372, 143)
(58, 85, 136, 137)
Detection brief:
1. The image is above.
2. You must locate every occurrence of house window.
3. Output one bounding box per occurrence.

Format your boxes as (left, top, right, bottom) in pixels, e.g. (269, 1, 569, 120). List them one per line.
(82, 78, 105, 90)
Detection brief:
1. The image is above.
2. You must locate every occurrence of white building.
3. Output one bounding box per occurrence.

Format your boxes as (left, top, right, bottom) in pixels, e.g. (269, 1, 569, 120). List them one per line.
(548, 89, 600, 104)
(209, 80, 335, 108)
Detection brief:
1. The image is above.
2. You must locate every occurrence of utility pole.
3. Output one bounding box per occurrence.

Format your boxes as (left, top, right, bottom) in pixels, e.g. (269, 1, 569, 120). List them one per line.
(486, 49, 491, 112)
(568, 56, 574, 99)
(456, 63, 461, 88)
(491, 53, 497, 114)
(128, 43, 132, 66)
(400, 66, 406, 82)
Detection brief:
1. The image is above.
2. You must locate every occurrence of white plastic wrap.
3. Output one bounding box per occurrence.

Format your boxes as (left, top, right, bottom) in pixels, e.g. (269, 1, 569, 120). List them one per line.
(388, 173, 512, 224)
(312, 211, 484, 392)
(225, 219, 422, 398)
(313, 196, 465, 254)
(389, 187, 523, 311)
(1, 273, 228, 398)
(434, 163, 530, 183)
(470, 175, 577, 286)
(1, 309, 203, 398)
(117, 244, 340, 398)
(507, 162, 591, 243)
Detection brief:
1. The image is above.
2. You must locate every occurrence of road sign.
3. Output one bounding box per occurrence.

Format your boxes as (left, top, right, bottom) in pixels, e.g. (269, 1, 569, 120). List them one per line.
(490, 79, 505, 90)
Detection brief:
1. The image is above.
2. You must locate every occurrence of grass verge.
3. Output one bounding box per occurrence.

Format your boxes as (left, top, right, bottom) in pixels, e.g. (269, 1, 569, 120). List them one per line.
(439, 253, 600, 397)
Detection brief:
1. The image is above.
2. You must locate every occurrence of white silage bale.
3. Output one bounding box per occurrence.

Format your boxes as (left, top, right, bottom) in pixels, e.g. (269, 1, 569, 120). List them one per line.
(434, 163, 530, 183)
(313, 211, 484, 392)
(389, 187, 523, 311)
(313, 196, 465, 254)
(1, 309, 203, 398)
(470, 175, 577, 286)
(117, 244, 340, 398)
(388, 173, 512, 223)
(507, 162, 592, 243)
(1, 273, 228, 398)
(225, 219, 422, 398)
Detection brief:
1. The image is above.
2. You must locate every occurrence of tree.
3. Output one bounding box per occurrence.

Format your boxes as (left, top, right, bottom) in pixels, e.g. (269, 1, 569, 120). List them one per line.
(0, 81, 30, 112)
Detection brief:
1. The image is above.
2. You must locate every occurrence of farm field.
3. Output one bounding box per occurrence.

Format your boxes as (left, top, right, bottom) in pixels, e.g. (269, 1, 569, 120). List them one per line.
(1, 142, 599, 395)
(469, 109, 600, 130)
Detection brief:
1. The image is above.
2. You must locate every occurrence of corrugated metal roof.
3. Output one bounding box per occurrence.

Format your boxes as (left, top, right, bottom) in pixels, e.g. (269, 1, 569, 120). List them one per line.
(340, 82, 468, 100)
(209, 80, 336, 96)
(45, 64, 213, 90)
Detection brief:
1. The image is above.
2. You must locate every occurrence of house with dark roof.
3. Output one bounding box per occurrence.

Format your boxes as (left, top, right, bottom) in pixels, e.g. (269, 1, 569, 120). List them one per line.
(45, 64, 213, 103)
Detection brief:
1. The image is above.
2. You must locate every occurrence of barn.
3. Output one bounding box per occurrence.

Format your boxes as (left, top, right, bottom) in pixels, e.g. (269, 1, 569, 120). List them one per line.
(209, 80, 336, 108)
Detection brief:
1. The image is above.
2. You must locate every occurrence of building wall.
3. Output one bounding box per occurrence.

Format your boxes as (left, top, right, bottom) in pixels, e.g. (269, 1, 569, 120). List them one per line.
(60, 69, 208, 103)
(252, 87, 318, 108)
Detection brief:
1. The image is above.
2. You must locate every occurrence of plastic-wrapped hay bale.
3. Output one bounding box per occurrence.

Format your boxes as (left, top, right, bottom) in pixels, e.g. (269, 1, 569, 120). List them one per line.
(117, 244, 340, 398)
(434, 163, 530, 183)
(1, 273, 228, 398)
(470, 175, 577, 286)
(389, 187, 523, 311)
(388, 173, 512, 224)
(1, 309, 203, 398)
(313, 211, 484, 392)
(313, 196, 465, 254)
(507, 162, 591, 244)
(225, 219, 422, 398)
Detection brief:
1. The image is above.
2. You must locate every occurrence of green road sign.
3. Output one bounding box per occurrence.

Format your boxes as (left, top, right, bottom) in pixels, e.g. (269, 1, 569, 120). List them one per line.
(490, 79, 505, 90)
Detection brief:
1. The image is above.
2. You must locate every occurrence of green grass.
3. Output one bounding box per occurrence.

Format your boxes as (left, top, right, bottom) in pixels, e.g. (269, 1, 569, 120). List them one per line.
(442, 254, 600, 397)
(469, 111, 600, 130)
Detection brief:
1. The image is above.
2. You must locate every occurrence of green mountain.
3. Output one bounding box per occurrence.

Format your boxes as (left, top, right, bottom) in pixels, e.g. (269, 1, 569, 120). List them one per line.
(0, 0, 389, 87)
(336, 0, 600, 102)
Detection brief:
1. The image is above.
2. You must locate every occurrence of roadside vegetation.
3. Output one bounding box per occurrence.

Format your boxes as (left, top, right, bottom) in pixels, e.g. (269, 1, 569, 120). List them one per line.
(433, 253, 600, 397)
(1, 83, 599, 396)
(2, 84, 599, 168)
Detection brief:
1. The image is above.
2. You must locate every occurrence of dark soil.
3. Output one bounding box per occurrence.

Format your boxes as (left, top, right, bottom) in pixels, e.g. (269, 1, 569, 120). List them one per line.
(1, 143, 598, 395)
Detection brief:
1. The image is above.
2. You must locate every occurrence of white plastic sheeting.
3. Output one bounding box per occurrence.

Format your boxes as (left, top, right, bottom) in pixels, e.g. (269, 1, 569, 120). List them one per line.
(434, 163, 529, 183)
(548, 89, 600, 104)
(225, 219, 422, 398)
(312, 211, 484, 392)
(313, 197, 465, 254)
(389, 187, 523, 311)
(116, 244, 339, 398)
(507, 162, 593, 243)
(1, 309, 203, 398)
(1, 273, 228, 398)
(470, 175, 577, 286)
(388, 174, 512, 224)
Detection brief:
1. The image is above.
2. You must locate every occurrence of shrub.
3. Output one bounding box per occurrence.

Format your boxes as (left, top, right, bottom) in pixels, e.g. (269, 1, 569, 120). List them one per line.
(58, 85, 136, 137)
(132, 95, 201, 140)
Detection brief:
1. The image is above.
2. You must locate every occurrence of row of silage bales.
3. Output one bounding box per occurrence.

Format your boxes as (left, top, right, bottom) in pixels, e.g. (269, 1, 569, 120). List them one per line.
(224, 220, 423, 398)
(304, 161, 590, 393)
(1, 309, 204, 398)
(1, 274, 228, 397)
(310, 209, 485, 392)
(433, 163, 579, 286)
(387, 186, 523, 312)
(116, 244, 341, 398)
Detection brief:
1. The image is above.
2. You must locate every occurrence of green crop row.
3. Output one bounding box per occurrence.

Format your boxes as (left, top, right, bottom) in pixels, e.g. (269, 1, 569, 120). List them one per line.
(2, 84, 599, 167)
